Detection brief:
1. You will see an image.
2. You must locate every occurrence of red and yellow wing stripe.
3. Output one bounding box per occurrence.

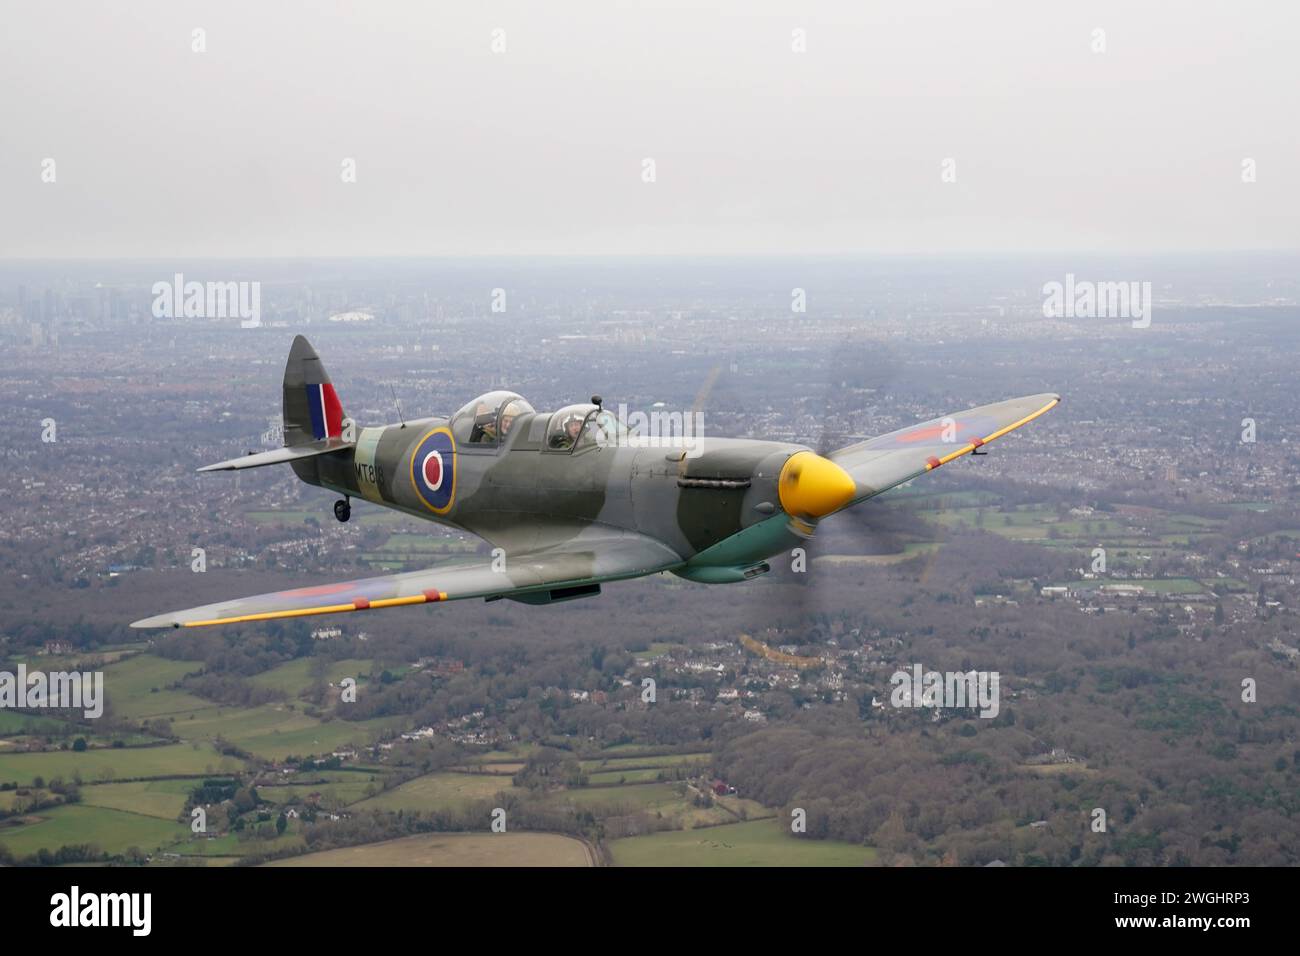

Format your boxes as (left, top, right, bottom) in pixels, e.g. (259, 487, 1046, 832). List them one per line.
(180, 589, 448, 628)
(923, 394, 1060, 472)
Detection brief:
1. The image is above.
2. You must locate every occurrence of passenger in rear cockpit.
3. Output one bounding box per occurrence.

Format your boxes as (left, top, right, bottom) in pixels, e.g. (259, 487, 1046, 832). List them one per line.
(548, 414, 584, 450)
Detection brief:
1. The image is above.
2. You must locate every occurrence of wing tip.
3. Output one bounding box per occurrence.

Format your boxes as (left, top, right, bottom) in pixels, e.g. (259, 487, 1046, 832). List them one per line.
(131, 615, 181, 629)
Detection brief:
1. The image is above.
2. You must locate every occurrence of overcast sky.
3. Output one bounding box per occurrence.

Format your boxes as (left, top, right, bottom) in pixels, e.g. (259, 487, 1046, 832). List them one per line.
(1, 0, 1297, 258)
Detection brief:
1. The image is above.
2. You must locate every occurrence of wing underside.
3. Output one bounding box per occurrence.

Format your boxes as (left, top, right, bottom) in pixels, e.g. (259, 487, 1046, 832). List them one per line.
(830, 392, 1060, 505)
(132, 531, 683, 628)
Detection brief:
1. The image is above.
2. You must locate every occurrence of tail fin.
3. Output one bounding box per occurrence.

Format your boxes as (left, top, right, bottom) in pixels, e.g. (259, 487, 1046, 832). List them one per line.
(284, 335, 347, 446)
(197, 336, 353, 473)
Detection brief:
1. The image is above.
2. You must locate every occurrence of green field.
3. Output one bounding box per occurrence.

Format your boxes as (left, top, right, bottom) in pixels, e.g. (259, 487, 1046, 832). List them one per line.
(579, 752, 709, 772)
(353, 771, 517, 812)
(258, 772, 384, 807)
(268, 831, 593, 867)
(0, 742, 243, 786)
(169, 830, 305, 857)
(0, 804, 188, 857)
(77, 779, 195, 819)
(918, 505, 1231, 557)
(588, 768, 672, 784)
(632, 642, 679, 661)
(361, 528, 483, 567)
(609, 819, 877, 867)
(236, 716, 401, 762)
(247, 658, 372, 697)
(547, 782, 683, 812)
(0, 711, 70, 735)
(102, 654, 214, 720)
(1138, 578, 1207, 594)
(544, 780, 747, 830)
(162, 702, 401, 761)
(450, 761, 524, 776)
(0, 788, 51, 810)
(580, 750, 709, 784)
(102, 654, 202, 699)
(374, 533, 478, 554)
(1062, 578, 1205, 595)
(175, 703, 316, 741)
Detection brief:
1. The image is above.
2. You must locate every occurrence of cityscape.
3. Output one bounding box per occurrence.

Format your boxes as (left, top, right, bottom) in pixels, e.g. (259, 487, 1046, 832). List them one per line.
(1, 254, 1297, 867)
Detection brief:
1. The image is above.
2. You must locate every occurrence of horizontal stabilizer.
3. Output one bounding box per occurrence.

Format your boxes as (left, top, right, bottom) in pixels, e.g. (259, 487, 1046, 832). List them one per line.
(198, 436, 354, 473)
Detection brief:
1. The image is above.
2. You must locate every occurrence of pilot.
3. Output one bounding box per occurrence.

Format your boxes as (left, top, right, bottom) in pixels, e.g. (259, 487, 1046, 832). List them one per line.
(549, 414, 585, 450)
(499, 409, 518, 438)
(469, 404, 497, 443)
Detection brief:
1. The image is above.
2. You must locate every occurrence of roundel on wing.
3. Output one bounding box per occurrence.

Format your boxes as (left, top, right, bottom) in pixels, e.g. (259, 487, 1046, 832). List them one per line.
(411, 427, 455, 513)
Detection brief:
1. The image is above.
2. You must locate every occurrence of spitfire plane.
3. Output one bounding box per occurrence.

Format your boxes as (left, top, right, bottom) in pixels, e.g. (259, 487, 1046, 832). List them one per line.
(132, 336, 1059, 629)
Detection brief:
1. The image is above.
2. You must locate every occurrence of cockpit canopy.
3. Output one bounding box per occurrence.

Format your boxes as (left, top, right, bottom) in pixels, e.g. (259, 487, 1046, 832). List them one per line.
(450, 391, 534, 448)
(450, 392, 633, 452)
(545, 404, 632, 452)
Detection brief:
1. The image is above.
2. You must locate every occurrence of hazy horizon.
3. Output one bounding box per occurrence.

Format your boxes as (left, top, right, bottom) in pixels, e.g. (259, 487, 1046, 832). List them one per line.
(2, 1, 1297, 258)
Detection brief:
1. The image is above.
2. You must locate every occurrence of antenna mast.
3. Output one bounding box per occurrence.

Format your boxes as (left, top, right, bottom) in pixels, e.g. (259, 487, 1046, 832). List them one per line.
(391, 384, 406, 428)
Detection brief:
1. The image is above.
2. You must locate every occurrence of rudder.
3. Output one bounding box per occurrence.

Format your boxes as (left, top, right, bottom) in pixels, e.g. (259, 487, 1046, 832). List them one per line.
(283, 335, 347, 446)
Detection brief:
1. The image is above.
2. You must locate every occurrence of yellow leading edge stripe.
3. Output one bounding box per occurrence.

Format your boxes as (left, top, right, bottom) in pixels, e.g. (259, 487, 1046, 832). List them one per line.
(924, 396, 1060, 471)
(183, 591, 449, 627)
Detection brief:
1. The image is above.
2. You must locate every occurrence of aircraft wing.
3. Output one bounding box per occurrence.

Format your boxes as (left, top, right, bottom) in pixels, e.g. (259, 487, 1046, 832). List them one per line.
(131, 531, 683, 629)
(829, 392, 1060, 506)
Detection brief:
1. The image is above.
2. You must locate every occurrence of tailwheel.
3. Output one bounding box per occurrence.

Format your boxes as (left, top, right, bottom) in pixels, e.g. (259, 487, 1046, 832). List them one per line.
(333, 498, 351, 523)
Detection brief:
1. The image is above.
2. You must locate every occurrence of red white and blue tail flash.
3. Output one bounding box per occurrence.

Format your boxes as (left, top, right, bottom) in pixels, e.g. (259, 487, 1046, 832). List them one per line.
(305, 383, 344, 440)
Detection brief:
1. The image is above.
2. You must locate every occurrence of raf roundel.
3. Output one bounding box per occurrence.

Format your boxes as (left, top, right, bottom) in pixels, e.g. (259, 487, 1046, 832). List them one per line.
(422, 450, 444, 490)
(410, 427, 456, 514)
